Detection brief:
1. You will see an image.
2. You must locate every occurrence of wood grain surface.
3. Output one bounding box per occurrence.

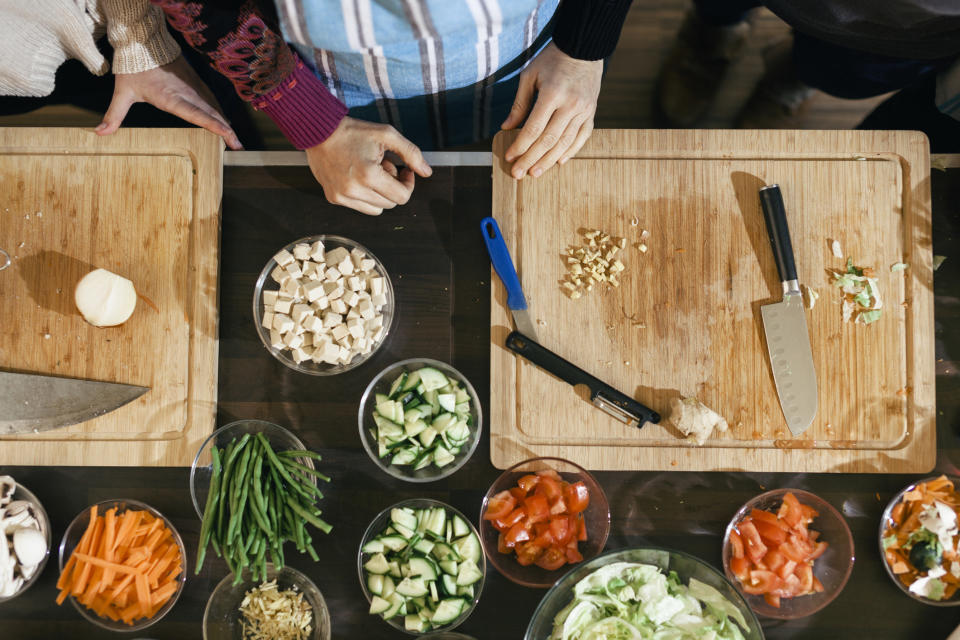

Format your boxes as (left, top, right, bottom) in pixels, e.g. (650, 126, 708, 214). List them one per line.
(0, 162, 957, 640)
(491, 129, 935, 473)
(0, 128, 221, 466)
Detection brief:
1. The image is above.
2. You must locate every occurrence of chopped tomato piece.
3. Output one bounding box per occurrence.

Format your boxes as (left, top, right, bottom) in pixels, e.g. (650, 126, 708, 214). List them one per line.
(755, 520, 788, 546)
(564, 481, 590, 514)
(483, 491, 516, 521)
(535, 468, 562, 481)
(763, 549, 785, 573)
(779, 492, 803, 527)
(565, 544, 583, 564)
(504, 522, 531, 546)
(549, 497, 568, 515)
(738, 521, 767, 564)
(796, 562, 813, 594)
(763, 592, 781, 608)
(577, 516, 587, 541)
(537, 476, 564, 502)
(743, 570, 780, 595)
(497, 533, 510, 554)
(535, 546, 566, 571)
(728, 530, 745, 559)
(779, 541, 806, 564)
(751, 509, 790, 532)
(799, 504, 819, 521)
(809, 541, 829, 560)
(812, 576, 825, 593)
(777, 560, 797, 580)
(493, 507, 526, 532)
(730, 556, 750, 582)
(549, 517, 571, 545)
(524, 494, 550, 524)
(509, 487, 527, 502)
(517, 474, 540, 492)
(515, 542, 543, 566)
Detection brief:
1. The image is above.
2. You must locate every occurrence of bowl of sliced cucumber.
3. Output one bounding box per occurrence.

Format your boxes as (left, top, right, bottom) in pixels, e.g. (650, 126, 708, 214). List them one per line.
(358, 499, 485, 635)
(359, 359, 482, 483)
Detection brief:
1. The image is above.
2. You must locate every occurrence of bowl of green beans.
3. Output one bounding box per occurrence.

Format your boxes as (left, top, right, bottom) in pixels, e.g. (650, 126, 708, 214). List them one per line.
(189, 420, 333, 583)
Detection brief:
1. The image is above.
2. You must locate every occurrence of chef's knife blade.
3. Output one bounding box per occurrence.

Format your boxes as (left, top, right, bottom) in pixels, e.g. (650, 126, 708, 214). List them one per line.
(480, 216, 539, 341)
(758, 184, 818, 436)
(0, 371, 149, 435)
(505, 331, 660, 428)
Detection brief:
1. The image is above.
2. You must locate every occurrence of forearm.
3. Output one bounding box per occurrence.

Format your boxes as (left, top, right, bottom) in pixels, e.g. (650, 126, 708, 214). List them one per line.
(101, 0, 181, 74)
(551, 0, 633, 61)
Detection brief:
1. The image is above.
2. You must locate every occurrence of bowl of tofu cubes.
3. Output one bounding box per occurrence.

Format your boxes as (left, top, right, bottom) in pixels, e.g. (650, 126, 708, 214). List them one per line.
(358, 498, 485, 634)
(359, 359, 481, 483)
(254, 235, 394, 375)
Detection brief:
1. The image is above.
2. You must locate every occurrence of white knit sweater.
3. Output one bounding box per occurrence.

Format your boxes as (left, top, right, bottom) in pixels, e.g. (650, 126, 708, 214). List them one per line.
(0, 0, 181, 97)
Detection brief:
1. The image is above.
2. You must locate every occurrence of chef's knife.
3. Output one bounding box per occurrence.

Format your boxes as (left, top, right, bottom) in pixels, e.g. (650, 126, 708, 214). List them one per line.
(758, 184, 818, 436)
(506, 331, 660, 428)
(480, 216, 539, 341)
(0, 371, 149, 435)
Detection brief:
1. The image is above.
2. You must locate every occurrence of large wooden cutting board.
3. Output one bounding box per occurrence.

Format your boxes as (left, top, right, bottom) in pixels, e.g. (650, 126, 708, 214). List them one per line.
(0, 128, 221, 466)
(490, 130, 934, 473)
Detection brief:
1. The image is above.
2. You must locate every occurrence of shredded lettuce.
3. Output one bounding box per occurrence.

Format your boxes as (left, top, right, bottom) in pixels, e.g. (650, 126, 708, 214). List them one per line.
(549, 562, 750, 640)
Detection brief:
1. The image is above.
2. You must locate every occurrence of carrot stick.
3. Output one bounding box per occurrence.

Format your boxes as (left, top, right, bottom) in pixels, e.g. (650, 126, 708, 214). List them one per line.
(72, 552, 143, 575)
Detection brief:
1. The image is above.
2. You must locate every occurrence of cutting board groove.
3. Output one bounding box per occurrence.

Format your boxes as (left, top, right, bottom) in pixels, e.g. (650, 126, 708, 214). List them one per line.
(490, 130, 934, 473)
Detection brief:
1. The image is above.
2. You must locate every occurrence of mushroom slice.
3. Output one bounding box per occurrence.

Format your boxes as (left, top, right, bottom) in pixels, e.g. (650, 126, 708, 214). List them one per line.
(0, 478, 14, 506)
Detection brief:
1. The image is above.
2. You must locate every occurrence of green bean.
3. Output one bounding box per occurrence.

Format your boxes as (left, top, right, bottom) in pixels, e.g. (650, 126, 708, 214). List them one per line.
(280, 457, 332, 483)
(278, 449, 323, 461)
(216, 440, 237, 540)
(286, 496, 333, 534)
(195, 445, 222, 573)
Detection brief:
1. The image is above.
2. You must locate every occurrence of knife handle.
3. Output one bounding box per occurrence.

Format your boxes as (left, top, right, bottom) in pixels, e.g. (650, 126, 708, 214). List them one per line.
(759, 184, 798, 286)
(480, 216, 528, 311)
(505, 331, 660, 427)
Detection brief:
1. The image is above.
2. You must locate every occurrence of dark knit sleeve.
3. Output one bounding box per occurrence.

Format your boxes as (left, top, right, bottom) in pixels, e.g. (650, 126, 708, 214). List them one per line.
(551, 0, 633, 61)
(150, 0, 347, 148)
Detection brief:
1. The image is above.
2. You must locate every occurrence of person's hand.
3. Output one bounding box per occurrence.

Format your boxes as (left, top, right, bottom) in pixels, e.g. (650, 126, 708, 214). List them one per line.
(305, 117, 432, 215)
(502, 43, 603, 179)
(95, 55, 242, 150)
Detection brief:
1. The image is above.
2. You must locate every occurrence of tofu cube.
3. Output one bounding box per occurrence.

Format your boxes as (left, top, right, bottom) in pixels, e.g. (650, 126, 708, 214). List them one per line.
(350, 247, 366, 262)
(324, 267, 341, 282)
(347, 318, 364, 339)
(347, 276, 362, 292)
(273, 249, 295, 267)
(310, 240, 325, 262)
(370, 326, 385, 343)
(280, 278, 300, 298)
(330, 298, 348, 314)
(261, 310, 274, 330)
(263, 290, 279, 306)
(343, 291, 361, 308)
(292, 346, 313, 363)
(311, 296, 330, 312)
(273, 298, 293, 315)
(338, 345, 352, 362)
(346, 308, 361, 320)
(322, 311, 343, 328)
(283, 331, 303, 349)
(292, 243, 311, 260)
(321, 281, 341, 296)
(319, 342, 341, 364)
(304, 315, 324, 333)
(359, 258, 377, 273)
(292, 303, 313, 325)
(324, 246, 349, 266)
(354, 336, 368, 351)
(269, 328, 283, 349)
(284, 261, 303, 279)
(301, 332, 313, 347)
(331, 324, 349, 341)
(271, 265, 288, 285)
(273, 313, 294, 333)
(336, 256, 354, 276)
(371, 293, 387, 307)
(370, 277, 386, 296)
(358, 300, 375, 320)
(301, 261, 316, 278)
(367, 314, 384, 330)
(303, 280, 324, 302)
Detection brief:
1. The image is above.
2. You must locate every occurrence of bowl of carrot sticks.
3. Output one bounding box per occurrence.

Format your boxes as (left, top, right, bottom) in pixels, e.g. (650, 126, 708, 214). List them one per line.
(880, 475, 960, 605)
(56, 499, 187, 630)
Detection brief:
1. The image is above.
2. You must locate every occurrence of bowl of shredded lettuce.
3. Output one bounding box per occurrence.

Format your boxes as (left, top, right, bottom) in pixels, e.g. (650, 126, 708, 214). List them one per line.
(525, 547, 763, 640)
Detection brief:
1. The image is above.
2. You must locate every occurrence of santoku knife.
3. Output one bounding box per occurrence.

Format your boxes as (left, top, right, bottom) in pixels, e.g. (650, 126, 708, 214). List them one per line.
(758, 184, 819, 436)
(0, 371, 149, 435)
(480, 216, 539, 341)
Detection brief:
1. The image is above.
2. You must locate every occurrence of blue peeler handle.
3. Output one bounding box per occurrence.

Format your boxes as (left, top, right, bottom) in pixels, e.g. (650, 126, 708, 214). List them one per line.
(480, 216, 528, 311)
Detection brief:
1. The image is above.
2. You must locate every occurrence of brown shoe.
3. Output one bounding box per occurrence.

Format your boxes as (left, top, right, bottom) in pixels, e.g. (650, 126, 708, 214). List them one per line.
(655, 11, 752, 127)
(735, 38, 816, 128)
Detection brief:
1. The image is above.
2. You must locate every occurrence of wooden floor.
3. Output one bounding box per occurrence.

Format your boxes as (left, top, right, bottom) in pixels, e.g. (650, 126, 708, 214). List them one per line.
(0, 6, 887, 149)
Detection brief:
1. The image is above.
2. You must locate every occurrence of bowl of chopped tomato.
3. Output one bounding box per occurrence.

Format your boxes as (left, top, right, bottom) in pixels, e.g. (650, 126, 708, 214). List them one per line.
(479, 457, 610, 588)
(879, 475, 960, 606)
(722, 489, 853, 619)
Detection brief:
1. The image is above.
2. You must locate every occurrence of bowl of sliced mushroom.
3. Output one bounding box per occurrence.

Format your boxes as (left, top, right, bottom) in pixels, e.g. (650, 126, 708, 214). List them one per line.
(0, 476, 51, 601)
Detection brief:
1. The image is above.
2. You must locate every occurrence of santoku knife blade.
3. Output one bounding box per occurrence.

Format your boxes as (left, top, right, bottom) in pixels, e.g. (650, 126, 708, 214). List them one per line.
(0, 371, 149, 435)
(758, 184, 819, 436)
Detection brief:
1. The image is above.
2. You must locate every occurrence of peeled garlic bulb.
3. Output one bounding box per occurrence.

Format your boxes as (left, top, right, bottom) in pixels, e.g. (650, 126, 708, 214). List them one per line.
(74, 268, 137, 326)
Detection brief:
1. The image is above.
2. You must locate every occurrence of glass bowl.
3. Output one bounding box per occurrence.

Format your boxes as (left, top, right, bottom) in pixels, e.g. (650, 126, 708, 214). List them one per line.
(357, 498, 485, 635)
(58, 499, 187, 632)
(526, 547, 763, 639)
(722, 488, 854, 619)
(479, 457, 610, 589)
(0, 481, 51, 602)
(879, 475, 960, 606)
(358, 359, 482, 483)
(203, 563, 331, 639)
(253, 235, 395, 376)
(189, 420, 314, 520)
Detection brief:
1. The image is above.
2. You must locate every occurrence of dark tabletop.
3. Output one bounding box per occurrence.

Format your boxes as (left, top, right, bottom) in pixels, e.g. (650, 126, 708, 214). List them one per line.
(1, 162, 958, 640)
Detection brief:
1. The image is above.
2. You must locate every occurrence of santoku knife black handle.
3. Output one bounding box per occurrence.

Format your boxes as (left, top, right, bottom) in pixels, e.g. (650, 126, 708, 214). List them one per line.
(505, 331, 660, 427)
(759, 184, 798, 284)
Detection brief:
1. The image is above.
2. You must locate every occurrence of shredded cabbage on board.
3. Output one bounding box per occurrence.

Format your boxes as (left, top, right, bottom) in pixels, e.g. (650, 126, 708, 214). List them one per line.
(548, 562, 750, 640)
(829, 258, 882, 325)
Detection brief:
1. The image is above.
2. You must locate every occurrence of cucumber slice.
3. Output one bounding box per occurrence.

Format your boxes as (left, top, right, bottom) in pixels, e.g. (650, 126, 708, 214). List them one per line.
(361, 539, 385, 554)
(433, 445, 455, 468)
(437, 393, 456, 413)
(423, 390, 440, 414)
(453, 533, 481, 564)
(404, 614, 426, 632)
(369, 595, 391, 615)
(393, 523, 415, 540)
(383, 592, 405, 619)
(391, 447, 418, 466)
(426, 507, 446, 538)
(413, 452, 433, 471)
(368, 573, 384, 596)
(456, 559, 482, 586)
(418, 367, 449, 392)
(395, 577, 429, 598)
(375, 393, 389, 405)
(404, 419, 428, 438)
(455, 388, 470, 404)
(391, 508, 418, 532)
(432, 413, 457, 433)
(452, 516, 471, 539)
(380, 535, 408, 552)
(431, 542, 461, 563)
(407, 557, 438, 581)
(364, 552, 390, 574)
(388, 560, 402, 578)
(382, 574, 396, 599)
(438, 559, 458, 575)
(441, 573, 458, 595)
(388, 371, 408, 398)
(413, 538, 435, 556)
(418, 426, 438, 448)
(456, 584, 475, 599)
(430, 580, 439, 602)
(430, 598, 465, 625)
(402, 370, 421, 392)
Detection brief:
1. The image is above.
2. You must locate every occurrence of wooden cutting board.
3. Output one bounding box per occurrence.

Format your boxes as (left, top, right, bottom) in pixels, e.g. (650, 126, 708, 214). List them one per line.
(490, 130, 935, 473)
(0, 128, 221, 466)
